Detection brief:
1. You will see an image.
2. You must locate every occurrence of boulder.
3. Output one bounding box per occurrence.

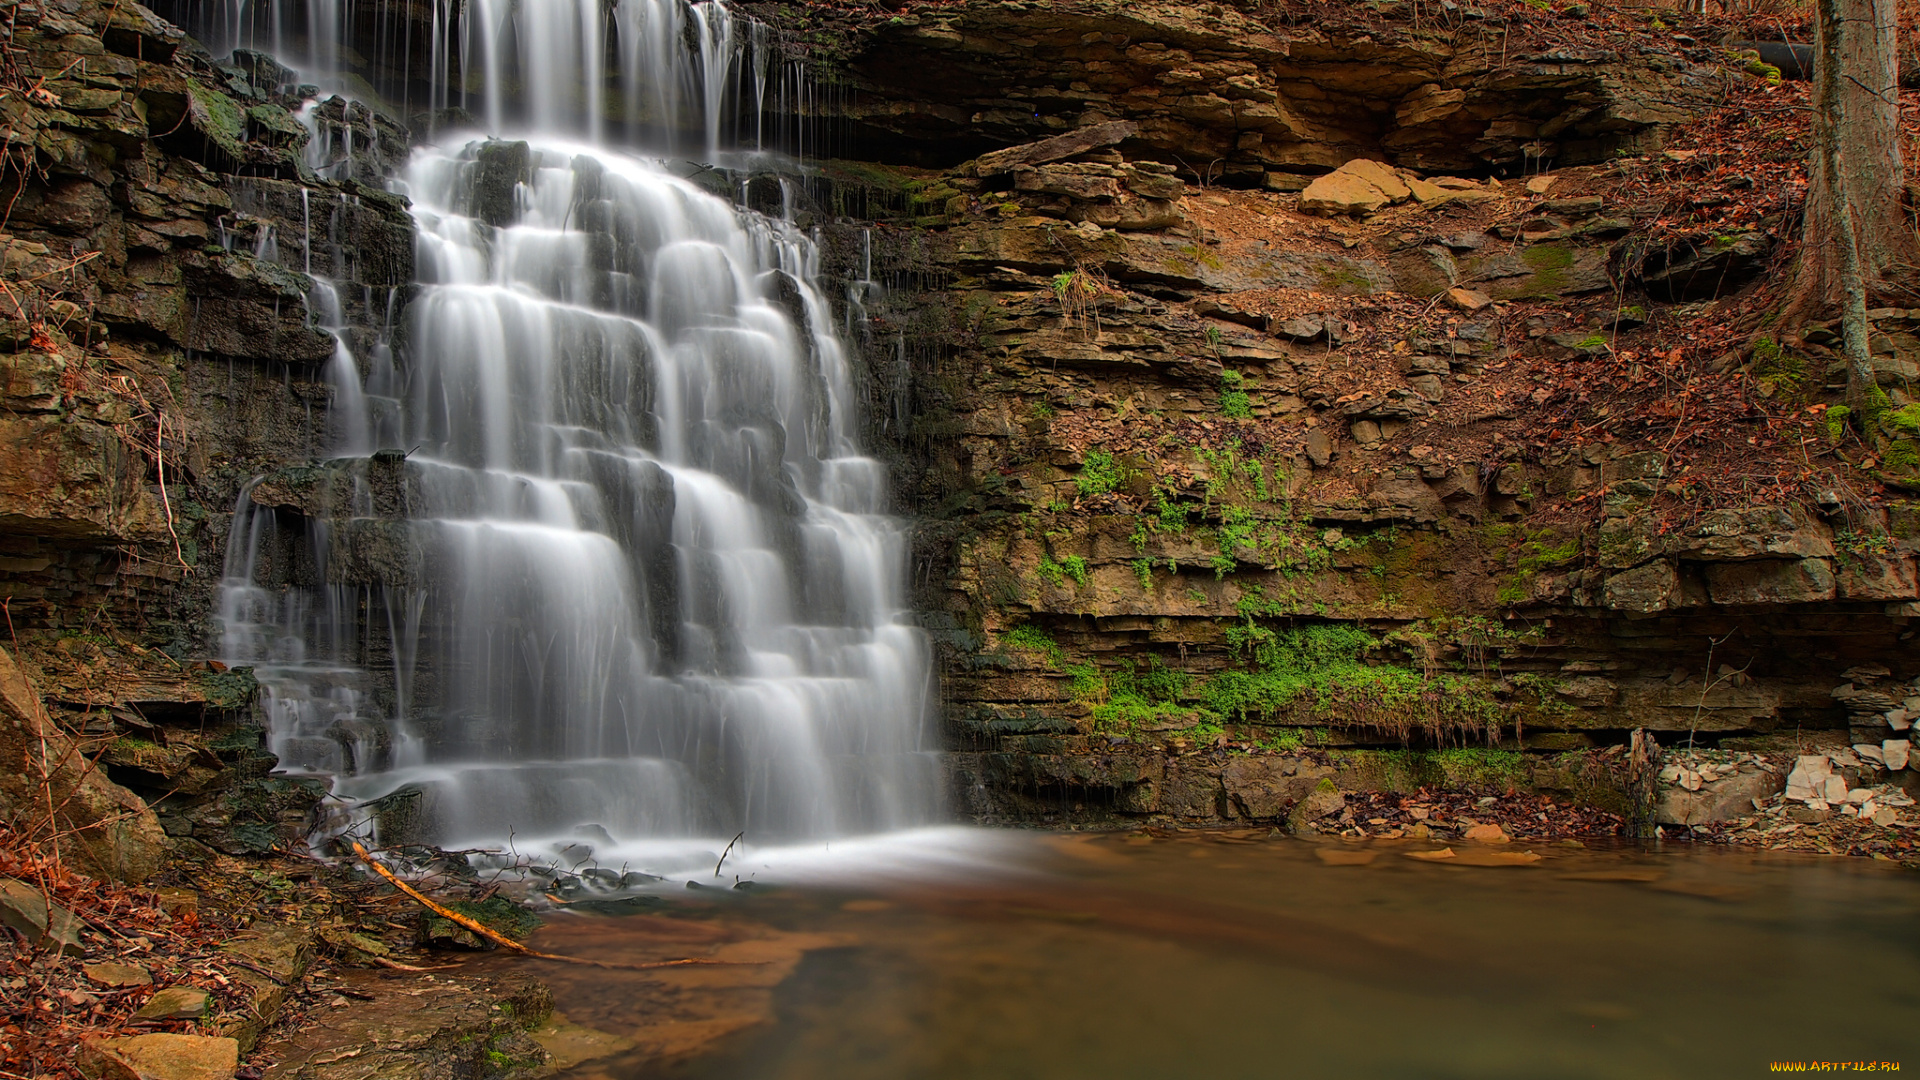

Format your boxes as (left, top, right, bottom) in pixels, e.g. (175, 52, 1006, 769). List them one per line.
(1602, 561, 1676, 613)
(0, 876, 87, 955)
(1222, 757, 1333, 819)
(1657, 768, 1783, 825)
(1785, 755, 1832, 801)
(1285, 777, 1345, 835)
(1640, 231, 1773, 301)
(0, 648, 167, 883)
(1886, 740, 1912, 770)
(1668, 507, 1833, 562)
(1299, 159, 1412, 216)
(79, 1034, 238, 1080)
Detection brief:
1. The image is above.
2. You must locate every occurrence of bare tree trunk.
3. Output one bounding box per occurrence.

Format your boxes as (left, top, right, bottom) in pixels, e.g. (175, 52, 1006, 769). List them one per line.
(1816, 0, 1884, 417)
(1786, 0, 1918, 359)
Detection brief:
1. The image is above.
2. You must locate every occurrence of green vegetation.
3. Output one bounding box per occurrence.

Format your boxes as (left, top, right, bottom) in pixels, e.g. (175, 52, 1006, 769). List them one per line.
(1487, 525, 1581, 605)
(1751, 336, 1809, 398)
(443, 896, 543, 941)
(1825, 404, 1853, 443)
(1203, 624, 1502, 741)
(1358, 747, 1529, 792)
(1000, 624, 1064, 667)
(1037, 553, 1089, 588)
(1076, 447, 1129, 498)
(1887, 403, 1920, 438)
(1153, 487, 1189, 533)
(1070, 657, 1202, 731)
(1219, 369, 1253, 419)
(1130, 557, 1155, 591)
(1520, 242, 1575, 296)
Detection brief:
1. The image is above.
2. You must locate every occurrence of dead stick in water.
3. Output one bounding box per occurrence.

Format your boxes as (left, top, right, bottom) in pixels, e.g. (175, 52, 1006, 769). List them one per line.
(351, 842, 759, 972)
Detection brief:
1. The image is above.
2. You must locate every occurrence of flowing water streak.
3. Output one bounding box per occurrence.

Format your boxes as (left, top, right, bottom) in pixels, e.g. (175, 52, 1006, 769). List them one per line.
(172, 0, 779, 155)
(208, 0, 941, 861)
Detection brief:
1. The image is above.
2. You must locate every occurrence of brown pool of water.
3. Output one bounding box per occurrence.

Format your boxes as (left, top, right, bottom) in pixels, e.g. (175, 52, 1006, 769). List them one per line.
(486, 830, 1920, 1079)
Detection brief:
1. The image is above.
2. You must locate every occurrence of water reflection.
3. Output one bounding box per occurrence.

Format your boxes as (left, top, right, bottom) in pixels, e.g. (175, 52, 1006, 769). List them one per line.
(477, 829, 1920, 1078)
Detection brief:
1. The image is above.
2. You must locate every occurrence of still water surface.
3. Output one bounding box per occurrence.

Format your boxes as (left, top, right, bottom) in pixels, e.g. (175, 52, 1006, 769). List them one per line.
(499, 828, 1920, 1079)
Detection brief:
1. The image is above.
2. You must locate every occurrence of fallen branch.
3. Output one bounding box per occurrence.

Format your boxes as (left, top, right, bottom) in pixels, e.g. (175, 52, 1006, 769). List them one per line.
(350, 842, 757, 973)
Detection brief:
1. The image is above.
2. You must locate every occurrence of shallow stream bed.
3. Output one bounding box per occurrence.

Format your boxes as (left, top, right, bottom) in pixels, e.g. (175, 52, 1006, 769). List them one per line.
(483, 829, 1920, 1078)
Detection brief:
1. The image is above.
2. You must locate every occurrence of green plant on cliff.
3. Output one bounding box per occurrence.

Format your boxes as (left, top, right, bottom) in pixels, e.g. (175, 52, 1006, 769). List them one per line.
(1203, 623, 1502, 742)
(1076, 447, 1129, 498)
(1218, 369, 1254, 419)
(1051, 269, 1107, 332)
(1153, 486, 1189, 533)
(1037, 553, 1089, 588)
(1131, 557, 1155, 591)
(1000, 624, 1064, 667)
(1071, 656, 1198, 731)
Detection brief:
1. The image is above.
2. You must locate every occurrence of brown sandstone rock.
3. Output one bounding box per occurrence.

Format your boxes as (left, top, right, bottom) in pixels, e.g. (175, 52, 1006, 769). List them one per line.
(1445, 286, 1492, 311)
(1286, 778, 1345, 835)
(79, 1034, 238, 1080)
(1704, 559, 1837, 605)
(0, 646, 167, 883)
(1299, 159, 1406, 216)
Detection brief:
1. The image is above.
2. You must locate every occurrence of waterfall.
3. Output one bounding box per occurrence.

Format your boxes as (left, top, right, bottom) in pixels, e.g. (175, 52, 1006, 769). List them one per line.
(171, 0, 788, 156)
(209, 0, 942, 864)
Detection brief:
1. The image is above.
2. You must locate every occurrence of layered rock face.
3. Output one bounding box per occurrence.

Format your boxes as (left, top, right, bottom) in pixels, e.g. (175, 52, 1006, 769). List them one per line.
(761, 0, 1722, 180)
(791, 3, 1919, 826)
(0, 0, 407, 860)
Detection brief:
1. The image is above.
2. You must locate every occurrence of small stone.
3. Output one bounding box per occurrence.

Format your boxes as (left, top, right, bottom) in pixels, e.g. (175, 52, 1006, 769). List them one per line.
(1846, 788, 1874, 805)
(1872, 807, 1900, 826)
(1786, 805, 1831, 824)
(135, 986, 213, 1021)
(1884, 740, 1911, 770)
(1822, 775, 1849, 803)
(1462, 823, 1511, 844)
(1404, 822, 1432, 839)
(84, 963, 152, 989)
(1855, 743, 1887, 765)
(1525, 174, 1558, 194)
(1350, 419, 1383, 447)
(1445, 286, 1493, 312)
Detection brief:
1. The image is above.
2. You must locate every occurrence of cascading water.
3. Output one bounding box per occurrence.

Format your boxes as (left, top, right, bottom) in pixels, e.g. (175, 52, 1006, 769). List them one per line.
(207, 0, 942, 867)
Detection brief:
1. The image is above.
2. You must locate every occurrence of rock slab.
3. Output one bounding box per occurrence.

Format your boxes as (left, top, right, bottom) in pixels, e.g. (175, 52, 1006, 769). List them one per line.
(79, 1034, 238, 1080)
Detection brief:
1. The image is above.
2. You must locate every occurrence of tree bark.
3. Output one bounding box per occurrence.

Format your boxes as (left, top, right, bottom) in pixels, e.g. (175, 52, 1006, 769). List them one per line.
(1786, 0, 1919, 351)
